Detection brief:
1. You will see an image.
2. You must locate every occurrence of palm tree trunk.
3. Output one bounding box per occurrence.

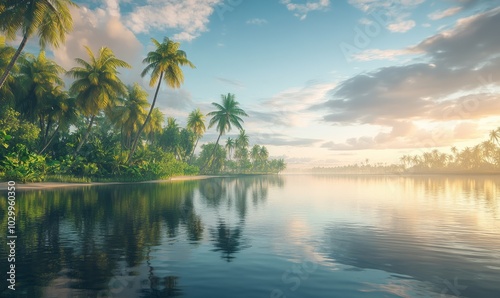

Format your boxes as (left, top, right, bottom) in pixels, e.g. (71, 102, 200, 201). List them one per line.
(39, 124, 61, 154)
(201, 133, 222, 173)
(74, 115, 95, 156)
(189, 137, 200, 163)
(128, 72, 164, 163)
(0, 34, 28, 90)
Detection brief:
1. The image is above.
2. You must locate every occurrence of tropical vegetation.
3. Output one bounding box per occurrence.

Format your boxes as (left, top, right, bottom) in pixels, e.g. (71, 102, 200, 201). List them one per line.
(0, 31, 286, 182)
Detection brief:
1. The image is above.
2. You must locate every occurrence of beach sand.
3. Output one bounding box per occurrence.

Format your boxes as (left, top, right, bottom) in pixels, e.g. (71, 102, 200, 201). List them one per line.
(0, 175, 215, 190)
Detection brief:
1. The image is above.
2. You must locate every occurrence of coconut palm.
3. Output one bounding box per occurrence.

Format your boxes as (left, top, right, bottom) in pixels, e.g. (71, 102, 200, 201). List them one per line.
(128, 37, 195, 162)
(187, 108, 206, 161)
(203, 93, 248, 171)
(251, 144, 260, 165)
(236, 130, 249, 151)
(225, 137, 235, 160)
(489, 128, 500, 146)
(16, 51, 65, 126)
(144, 108, 164, 145)
(0, 0, 77, 90)
(39, 91, 78, 154)
(109, 83, 150, 149)
(67, 46, 130, 155)
(0, 36, 17, 102)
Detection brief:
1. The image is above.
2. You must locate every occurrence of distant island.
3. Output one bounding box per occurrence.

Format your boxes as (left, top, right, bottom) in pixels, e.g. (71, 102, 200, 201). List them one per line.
(311, 127, 500, 175)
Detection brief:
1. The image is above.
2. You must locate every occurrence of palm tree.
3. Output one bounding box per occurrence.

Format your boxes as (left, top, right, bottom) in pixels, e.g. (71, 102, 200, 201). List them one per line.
(67, 46, 130, 155)
(489, 128, 500, 146)
(0, 0, 77, 90)
(251, 144, 260, 166)
(39, 91, 78, 153)
(16, 51, 65, 126)
(259, 146, 269, 171)
(225, 137, 235, 160)
(204, 93, 248, 171)
(144, 108, 164, 145)
(236, 130, 249, 151)
(109, 83, 150, 149)
(187, 108, 206, 161)
(128, 37, 195, 162)
(0, 36, 17, 102)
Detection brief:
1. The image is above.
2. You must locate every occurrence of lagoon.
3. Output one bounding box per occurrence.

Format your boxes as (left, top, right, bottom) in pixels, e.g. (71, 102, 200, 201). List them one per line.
(1, 175, 500, 297)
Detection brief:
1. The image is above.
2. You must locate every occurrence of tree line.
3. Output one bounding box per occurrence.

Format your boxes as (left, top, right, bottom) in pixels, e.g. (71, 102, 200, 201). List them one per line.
(0, 1, 285, 182)
(312, 128, 500, 175)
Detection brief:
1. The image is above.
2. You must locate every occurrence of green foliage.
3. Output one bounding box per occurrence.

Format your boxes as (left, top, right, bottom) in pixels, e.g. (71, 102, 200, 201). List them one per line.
(1, 144, 46, 182)
(0, 107, 40, 149)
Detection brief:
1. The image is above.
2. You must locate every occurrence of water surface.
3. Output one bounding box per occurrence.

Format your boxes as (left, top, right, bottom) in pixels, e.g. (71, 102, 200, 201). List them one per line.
(1, 175, 499, 297)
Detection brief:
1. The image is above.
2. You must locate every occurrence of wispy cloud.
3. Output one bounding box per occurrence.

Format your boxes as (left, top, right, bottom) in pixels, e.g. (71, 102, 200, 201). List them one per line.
(125, 0, 222, 41)
(428, 7, 463, 20)
(216, 77, 245, 88)
(246, 18, 268, 25)
(348, 0, 424, 33)
(280, 0, 330, 20)
(314, 8, 500, 150)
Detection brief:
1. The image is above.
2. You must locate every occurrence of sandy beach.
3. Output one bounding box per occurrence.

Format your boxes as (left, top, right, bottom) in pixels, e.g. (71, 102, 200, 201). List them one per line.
(0, 175, 216, 191)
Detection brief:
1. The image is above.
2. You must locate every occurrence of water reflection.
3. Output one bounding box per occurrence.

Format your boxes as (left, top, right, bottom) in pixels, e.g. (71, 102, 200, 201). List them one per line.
(0, 176, 283, 297)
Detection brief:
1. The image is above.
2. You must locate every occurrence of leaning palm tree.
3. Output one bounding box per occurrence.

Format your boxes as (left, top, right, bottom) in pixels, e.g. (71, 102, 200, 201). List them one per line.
(67, 46, 130, 155)
(0, 0, 77, 89)
(203, 93, 248, 171)
(128, 37, 195, 162)
(187, 108, 206, 161)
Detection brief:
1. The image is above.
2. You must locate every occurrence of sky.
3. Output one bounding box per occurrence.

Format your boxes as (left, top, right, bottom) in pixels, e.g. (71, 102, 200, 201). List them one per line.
(24, 0, 500, 169)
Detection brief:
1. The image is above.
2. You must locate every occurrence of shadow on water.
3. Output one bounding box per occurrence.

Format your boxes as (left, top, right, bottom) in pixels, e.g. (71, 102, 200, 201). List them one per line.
(199, 175, 284, 262)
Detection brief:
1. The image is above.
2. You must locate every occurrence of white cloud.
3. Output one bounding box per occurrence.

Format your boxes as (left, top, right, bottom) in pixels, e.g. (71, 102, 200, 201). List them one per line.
(246, 18, 268, 25)
(387, 20, 416, 32)
(125, 0, 222, 41)
(428, 6, 463, 20)
(348, 0, 423, 33)
(351, 48, 417, 61)
(280, 0, 330, 20)
(51, 3, 143, 79)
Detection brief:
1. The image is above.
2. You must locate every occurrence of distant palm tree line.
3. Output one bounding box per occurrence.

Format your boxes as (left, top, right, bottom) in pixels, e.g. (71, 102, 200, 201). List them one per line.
(313, 128, 500, 174)
(0, 2, 285, 181)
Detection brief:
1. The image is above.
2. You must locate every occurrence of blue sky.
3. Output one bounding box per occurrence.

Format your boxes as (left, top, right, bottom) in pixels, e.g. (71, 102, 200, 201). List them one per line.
(29, 0, 500, 168)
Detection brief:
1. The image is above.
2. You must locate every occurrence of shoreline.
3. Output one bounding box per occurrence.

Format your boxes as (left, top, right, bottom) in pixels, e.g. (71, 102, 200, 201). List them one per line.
(0, 175, 217, 191)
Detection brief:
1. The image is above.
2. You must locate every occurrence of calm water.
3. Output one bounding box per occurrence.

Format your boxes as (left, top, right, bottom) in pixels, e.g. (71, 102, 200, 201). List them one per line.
(1, 175, 500, 298)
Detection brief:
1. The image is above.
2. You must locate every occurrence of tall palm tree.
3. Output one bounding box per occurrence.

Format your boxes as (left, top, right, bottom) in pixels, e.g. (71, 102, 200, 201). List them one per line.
(109, 83, 150, 149)
(251, 144, 260, 165)
(67, 46, 130, 155)
(0, 0, 77, 90)
(203, 93, 248, 171)
(128, 37, 195, 162)
(187, 108, 206, 161)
